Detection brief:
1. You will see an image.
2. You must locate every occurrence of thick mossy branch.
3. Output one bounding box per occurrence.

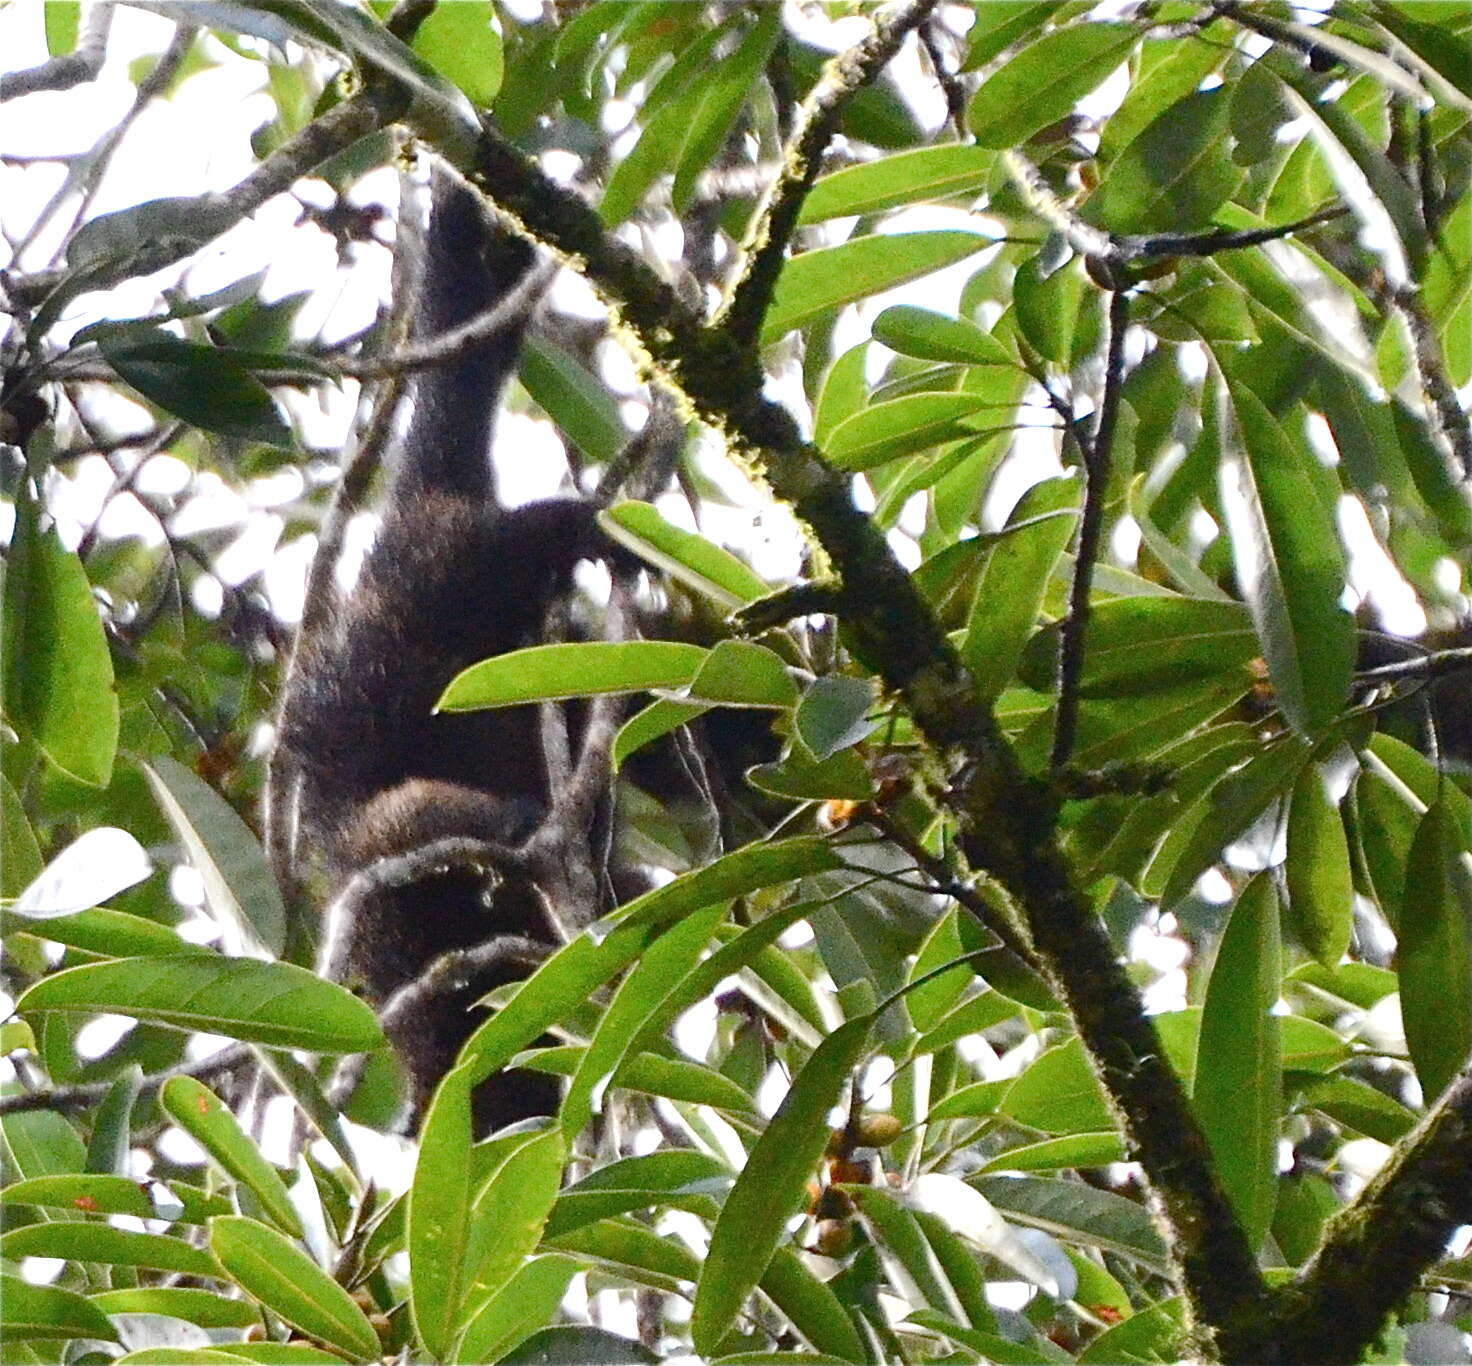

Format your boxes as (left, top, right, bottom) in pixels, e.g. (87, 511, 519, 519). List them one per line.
(1243, 1064, 1472, 1365)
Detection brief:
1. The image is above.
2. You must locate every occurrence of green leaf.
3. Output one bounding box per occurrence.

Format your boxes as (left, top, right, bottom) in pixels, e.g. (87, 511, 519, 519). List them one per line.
(17, 955, 383, 1053)
(1019, 596, 1256, 695)
(1013, 255, 1087, 366)
(799, 145, 996, 223)
(142, 757, 287, 957)
(1218, 366, 1355, 739)
(793, 675, 874, 761)
(1, 1109, 87, 1178)
(760, 232, 991, 343)
(980, 1131, 1126, 1173)
(612, 697, 708, 770)
(561, 904, 724, 1138)
(89, 1287, 258, 1329)
(1195, 873, 1282, 1251)
(0, 1274, 118, 1344)
(691, 1014, 872, 1354)
(92, 325, 292, 447)
(439, 640, 708, 711)
(160, 1077, 302, 1237)
(1292, 1074, 1415, 1145)
(2, 1173, 227, 1223)
(0, 905, 206, 958)
(458, 1129, 566, 1336)
(813, 342, 869, 447)
(1284, 763, 1354, 967)
(871, 305, 1016, 366)
(1, 493, 119, 786)
(600, 502, 767, 608)
(826, 393, 992, 472)
(761, 1244, 869, 1361)
(0, 774, 44, 897)
(0, 1221, 218, 1276)
(210, 1215, 380, 1363)
(968, 22, 1137, 148)
(411, 0, 501, 105)
(1003, 1037, 1113, 1135)
(974, 1174, 1170, 1272)
(1399, 800, 1472, 1101)
(546, 1150, 729, 1240)
(1088, 87, 1242, 233)
(44, 2, 80, 54)
(747, 746, 876, 802)
(409, 1065, 477, 1360)
(671, 8, 780, 213)
(906, 1311, 1058, 1365)
(688, 641, 800, 709)
(499, 1326, 658, 1364)
(961, 475, 1080, 701)
(519, 335, 627, 463)
(87, 1064, 143, 1176)
(457, 1255, 579, 1365)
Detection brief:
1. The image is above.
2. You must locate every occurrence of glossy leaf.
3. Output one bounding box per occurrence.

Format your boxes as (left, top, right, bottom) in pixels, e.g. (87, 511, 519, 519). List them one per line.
(439, 640, 707, 711)
(210, 1215, 380, 1362)
(1217, 379, 1354, 737)
(0, 1222, 217, 1276)
(799, 145, 995, 223)
(691, 1014, 871, 1354)
(968, 22, 1137, 147)
(17, 955, 383, 1053)
(760, 231, 991, 343)
(160, 1077, 301, 1237)
(871, 305, 1014, 366)
(142, 757, 286, 957)
(1195, 874, 1282, 1251)
(0, 1274, 118, 1344)
(1399, 800, 1472, 1101)
(600, 501, 766, 607)
(826, 393, 991, 472)
(1285, 763, 1354, 967)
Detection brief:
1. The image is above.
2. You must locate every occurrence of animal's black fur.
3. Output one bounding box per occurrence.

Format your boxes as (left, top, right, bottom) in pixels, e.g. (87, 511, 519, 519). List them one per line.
(280, 170, 625, 1127)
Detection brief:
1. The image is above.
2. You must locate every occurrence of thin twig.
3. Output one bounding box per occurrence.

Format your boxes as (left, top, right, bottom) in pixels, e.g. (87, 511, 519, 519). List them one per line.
(1051, 290, 1129, 772)
(720, 0, 941, 347)
(1358, 645, 1472, 684)
(0, 1, 114, 102)
(0, 1044, 249, 1116)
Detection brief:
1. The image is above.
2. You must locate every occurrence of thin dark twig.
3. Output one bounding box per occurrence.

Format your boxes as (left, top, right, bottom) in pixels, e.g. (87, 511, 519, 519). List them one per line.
(1357, 645, 1472, 684)
(918, 18, 966, 137)
(0, 1044, 250, 1116)
(721, 0, 941, 346)
(1051, 290, 1129, 772)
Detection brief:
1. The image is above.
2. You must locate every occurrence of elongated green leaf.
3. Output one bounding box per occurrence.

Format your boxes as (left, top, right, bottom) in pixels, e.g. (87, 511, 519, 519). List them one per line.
(1400, 800, 1472, 1101)
(17, 955, 383, 1053)
(457, 1255, 579, 1365)
(458, 1129, 565, 1340)
(0, 1274, 118, 1344)
(872, 304, 1015, 366)
(160, 1077, 301, 1237)
(827, 393, 991, 472)
(519, 335, 627, 463)
(1285, 764, 1353, 967)
(1, 494, 118, 787)
(409, 1065, 476, 1360)
(439, 641, 707, 711)
(600, 502, 767, 607)
(0, 774, 43, 898)
(980, 1131, 1126, 1173)
(688, 641, 800, 709)
(562, 904, 725, 1138)
(1019, 595, 1255, 695)
(906, 1311, 1056, 1365)
(973, 1174, 1169, 1272)
(142, 757, 286, 957)
(793, 675, 874, 761)
(87, 1064, 143, 1176)
(93, 325, 292, 447)
(1195, 874, 1282, 1251)
(1002, 1037, 1113, 1135)
(968, 22, 1137, 147)
(612, 836, 843, 931)
(499, 1325, 658, 1365)
(89, 1287, 257, 1329)
(799, 145, 995, 223)
(691, 1014, 871, 1354)
(211, 1215, 379, 1362)
(0, 1221, 217, 1276)
(1217, 379, 1354, 736)
(410, 0, 501, 105)
(547, 1150, 728, 1240)
(0, 904, 205, 959)
(2, 1173, 227, 1223)
(1088, 87, 1241, 232)
(962, 475, 1079, 700)
(761, 232, 991, 343)
(612, 697, 708, 770)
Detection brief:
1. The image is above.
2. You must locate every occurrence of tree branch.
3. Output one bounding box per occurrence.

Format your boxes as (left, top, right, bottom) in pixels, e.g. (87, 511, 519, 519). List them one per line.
(0, 1044, 249, 1116)
(1247, 1062, 1472, 1364)
(719, 0, 940, 347)
(0, 1, 113, 102)
(1051, 289, 1129, 771)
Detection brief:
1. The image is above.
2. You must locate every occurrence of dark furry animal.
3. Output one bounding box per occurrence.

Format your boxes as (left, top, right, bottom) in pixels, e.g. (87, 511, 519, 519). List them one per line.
(279, 170, 627, 1128)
